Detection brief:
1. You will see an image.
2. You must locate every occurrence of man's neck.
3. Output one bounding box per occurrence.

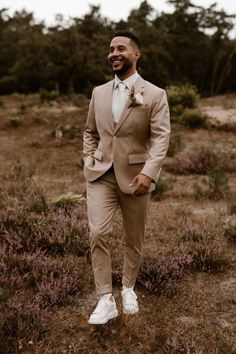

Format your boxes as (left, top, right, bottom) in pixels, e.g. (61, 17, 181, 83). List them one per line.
(116, 71, 138, 81)
(116, 69, 136, 81)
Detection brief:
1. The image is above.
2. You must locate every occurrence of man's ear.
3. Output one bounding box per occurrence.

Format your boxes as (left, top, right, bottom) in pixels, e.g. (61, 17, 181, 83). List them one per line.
(135, 50, 141, 60)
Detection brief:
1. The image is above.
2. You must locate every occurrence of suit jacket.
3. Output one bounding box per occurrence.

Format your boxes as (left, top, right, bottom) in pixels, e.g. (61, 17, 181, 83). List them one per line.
(83, 75, 170, 194)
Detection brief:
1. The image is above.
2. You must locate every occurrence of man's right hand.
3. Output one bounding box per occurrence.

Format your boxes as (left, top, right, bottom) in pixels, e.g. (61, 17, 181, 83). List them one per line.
(129, 174, 151, 195)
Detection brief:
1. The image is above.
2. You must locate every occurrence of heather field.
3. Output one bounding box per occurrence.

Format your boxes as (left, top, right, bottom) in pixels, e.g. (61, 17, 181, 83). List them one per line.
(0, 93, 236, 353)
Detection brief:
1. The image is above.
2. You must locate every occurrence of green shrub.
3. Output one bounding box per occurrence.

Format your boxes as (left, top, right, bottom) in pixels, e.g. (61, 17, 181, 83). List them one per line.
(190, 147, 220, 174)
(180, 108, 207, 128)
(166, 84, 199, 121)
(50, 192, 85, 208)
(71, 93, 90, 107)
(193, 167, 229, 200)
(167, 132, 182, 157)
(207, 167, 229, 200)
(152, 177, 171, 200)
(40, 89, 59, 102)
(8, 116, 23, 128)
(20, 102, 27, 112)
(171, 103, 184, 118)
(215, 122, 236, 133)
(0, 75, 16, 94)
(167, 146, 223, 175)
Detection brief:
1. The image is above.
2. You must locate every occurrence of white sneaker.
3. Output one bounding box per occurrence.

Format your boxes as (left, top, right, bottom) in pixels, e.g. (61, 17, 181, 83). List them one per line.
(88, 294, 118, 325)
(121, 287, 139, 314)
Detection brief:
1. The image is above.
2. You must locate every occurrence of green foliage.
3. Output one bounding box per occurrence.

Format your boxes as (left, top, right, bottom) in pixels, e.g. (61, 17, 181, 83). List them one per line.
(8, 116, 23, 128)
(71, 93, 90, 107)
(207, 167, 229, 200)
(19, 102, 27, 112)
(167, 132, 182, 157)
(179, 108, 208, 128)
(166, 85, 199, 121)
(152, 177, 172, 200)
(40, 89, 59, 102)
(168, 144, 236, 177)
(191, 147, 221, 174)
(170, 104, 184, 118)
(50, 193, 86, 207)
(0, 76, 17, 94)
(167, 84, 199, 109)
(193, 167, 229, 200)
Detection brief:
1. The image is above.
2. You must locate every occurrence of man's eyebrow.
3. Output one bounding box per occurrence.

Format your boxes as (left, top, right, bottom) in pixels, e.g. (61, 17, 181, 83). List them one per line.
(110, 45, 127, 49)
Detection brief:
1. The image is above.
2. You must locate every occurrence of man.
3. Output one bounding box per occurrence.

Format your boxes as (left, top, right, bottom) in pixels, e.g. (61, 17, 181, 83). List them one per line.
(83, 30, 170, 325)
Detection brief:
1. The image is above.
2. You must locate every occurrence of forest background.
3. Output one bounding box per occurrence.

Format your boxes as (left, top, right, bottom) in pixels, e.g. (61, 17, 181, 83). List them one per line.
(0, 0, 235, 97)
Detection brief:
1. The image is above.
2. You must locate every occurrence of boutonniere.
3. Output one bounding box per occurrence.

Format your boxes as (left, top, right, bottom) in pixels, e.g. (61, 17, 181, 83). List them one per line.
(129, 86, 144, 107)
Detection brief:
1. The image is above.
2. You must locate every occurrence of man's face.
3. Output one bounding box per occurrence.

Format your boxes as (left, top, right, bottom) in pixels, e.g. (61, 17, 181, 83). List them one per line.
(108, 36, 140, 78)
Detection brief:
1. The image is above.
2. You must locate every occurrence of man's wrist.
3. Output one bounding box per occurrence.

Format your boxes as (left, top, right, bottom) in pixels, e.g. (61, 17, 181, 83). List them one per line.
(140, 173, 152, 182)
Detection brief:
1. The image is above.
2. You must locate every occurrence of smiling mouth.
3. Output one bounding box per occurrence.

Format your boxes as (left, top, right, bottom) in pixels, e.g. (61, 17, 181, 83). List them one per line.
(111, 58, 123, 66)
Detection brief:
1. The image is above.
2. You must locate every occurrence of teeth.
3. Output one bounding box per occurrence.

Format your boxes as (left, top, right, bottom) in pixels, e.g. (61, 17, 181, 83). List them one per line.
(112, 58, 122, 62)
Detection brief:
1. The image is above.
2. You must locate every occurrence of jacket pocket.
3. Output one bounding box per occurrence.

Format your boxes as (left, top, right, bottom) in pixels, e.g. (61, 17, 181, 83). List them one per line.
(128, 153, 149, 164)
(93, 149, 104, 161)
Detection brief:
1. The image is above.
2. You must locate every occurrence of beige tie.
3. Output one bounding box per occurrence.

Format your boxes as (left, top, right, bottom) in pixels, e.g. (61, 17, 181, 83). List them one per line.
(113, 82, 127, 123)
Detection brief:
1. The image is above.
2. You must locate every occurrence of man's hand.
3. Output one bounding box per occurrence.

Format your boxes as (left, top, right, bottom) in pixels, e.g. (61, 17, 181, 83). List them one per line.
(129, 174, 152, 195)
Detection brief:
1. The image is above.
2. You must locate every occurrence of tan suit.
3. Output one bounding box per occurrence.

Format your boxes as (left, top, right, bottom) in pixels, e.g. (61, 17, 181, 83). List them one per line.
(83, 75, 170, 295)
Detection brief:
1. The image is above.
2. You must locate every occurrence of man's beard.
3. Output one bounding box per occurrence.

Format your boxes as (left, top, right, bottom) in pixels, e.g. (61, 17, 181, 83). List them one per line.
(112, 59, 132, 75)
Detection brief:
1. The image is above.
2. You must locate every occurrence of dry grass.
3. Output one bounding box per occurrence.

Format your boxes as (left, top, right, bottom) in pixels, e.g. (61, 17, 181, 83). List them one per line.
(0, 93, 236, 353)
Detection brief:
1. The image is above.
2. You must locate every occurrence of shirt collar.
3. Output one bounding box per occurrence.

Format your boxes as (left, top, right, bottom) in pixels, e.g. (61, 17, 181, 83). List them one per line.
(114, 71, 139, 90)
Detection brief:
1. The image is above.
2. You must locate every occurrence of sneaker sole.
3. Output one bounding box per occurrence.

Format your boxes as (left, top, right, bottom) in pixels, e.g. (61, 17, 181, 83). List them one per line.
(88, 309, 118, 325)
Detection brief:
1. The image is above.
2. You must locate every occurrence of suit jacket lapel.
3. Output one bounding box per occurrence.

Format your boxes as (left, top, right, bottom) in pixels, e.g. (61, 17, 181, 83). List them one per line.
(103, 80, 115, 131)
(114, 76, 145, 133)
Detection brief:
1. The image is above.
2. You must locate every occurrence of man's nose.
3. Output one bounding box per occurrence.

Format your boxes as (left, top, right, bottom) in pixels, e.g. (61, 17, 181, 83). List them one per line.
(111, 48, 119, 56)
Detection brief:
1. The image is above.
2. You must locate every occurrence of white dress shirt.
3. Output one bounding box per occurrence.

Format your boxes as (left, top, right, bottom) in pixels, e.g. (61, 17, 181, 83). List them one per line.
(112, 71, 139, 123)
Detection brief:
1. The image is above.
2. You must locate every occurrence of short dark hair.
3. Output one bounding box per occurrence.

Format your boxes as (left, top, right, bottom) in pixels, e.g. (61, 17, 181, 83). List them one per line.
(112, 31, 141, 49)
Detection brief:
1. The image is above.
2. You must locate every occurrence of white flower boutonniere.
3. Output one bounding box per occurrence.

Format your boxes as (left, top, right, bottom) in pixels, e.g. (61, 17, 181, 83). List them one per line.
(129, 86, 144, 107)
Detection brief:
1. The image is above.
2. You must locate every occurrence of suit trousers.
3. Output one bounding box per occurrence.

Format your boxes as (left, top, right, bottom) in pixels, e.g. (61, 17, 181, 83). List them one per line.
(86, 167, 151, 295)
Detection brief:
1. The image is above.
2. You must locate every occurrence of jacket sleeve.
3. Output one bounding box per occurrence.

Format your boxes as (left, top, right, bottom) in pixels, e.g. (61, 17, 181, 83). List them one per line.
(140, 89, 170, 182)
(83, 88, 99, 160)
